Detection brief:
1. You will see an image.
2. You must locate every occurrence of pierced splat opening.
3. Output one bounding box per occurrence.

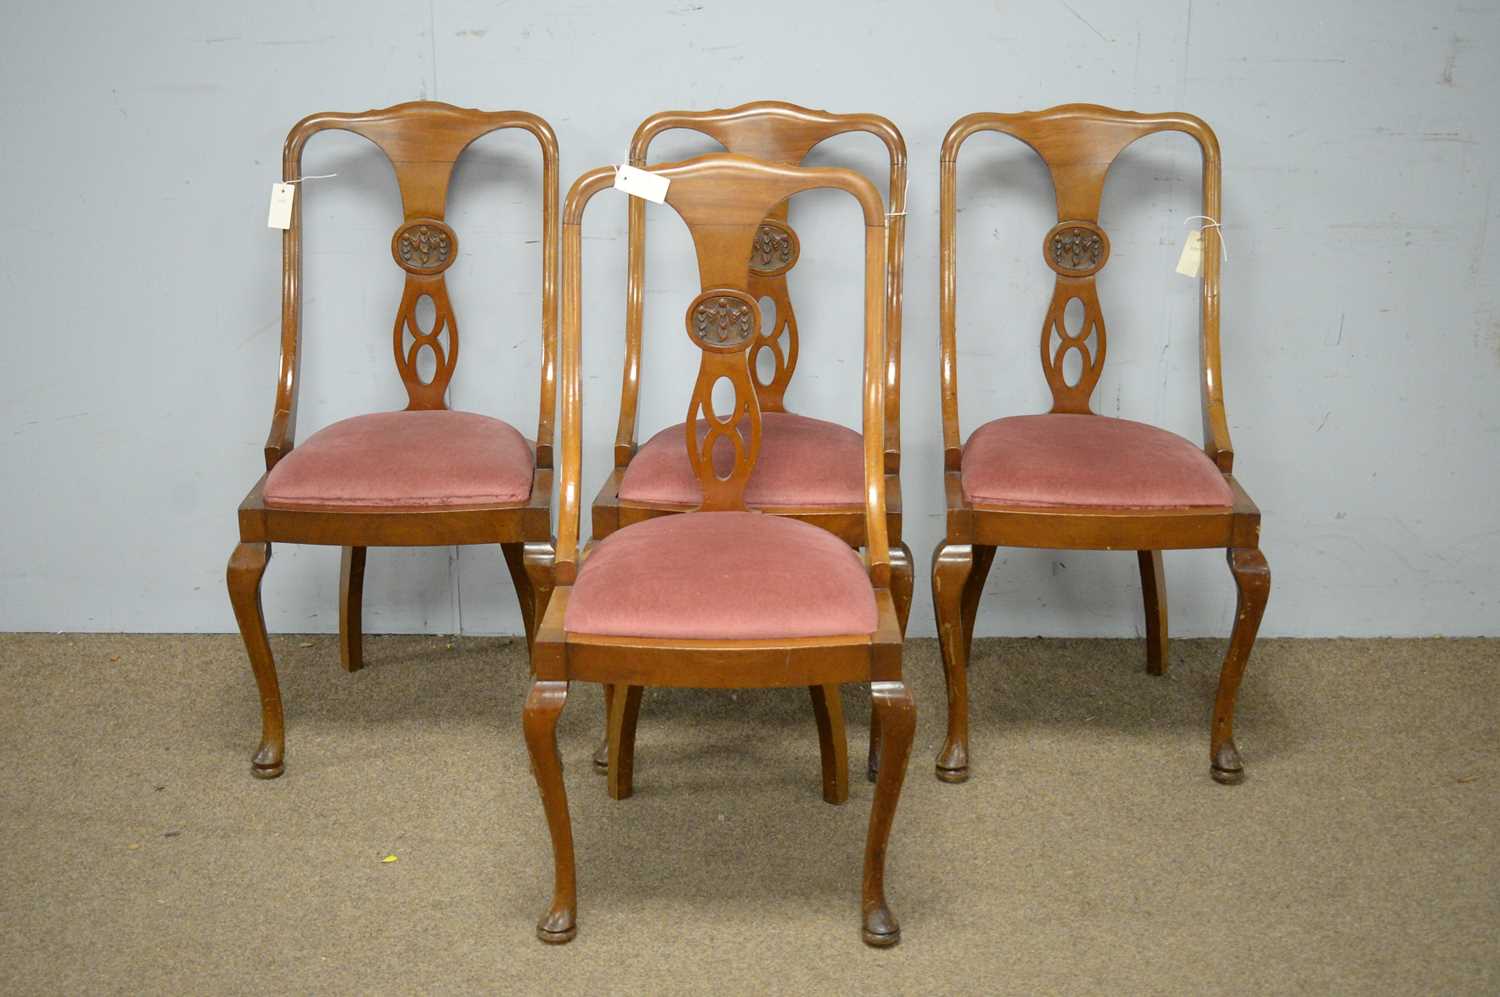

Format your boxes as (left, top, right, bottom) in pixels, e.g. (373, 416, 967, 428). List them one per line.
(1062, 296, 1086, 337)
(710, 432, 739, 481)
(755, 295, 780, 386)
(755, 345, 777, 385)
(759, 295, 777, 335)
(414, 344, 439, 385)
(709, 375, 737, 424)
(1060, 344, 1085, 387)
(414, 294, 437, 334)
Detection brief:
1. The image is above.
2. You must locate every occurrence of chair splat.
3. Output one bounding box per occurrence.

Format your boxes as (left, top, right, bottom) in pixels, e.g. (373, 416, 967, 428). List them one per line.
(282, 101, 559, 415)
(683, 288, 763, 511)
(622, 102, 906, 453)
(940, 103, 1229, 465)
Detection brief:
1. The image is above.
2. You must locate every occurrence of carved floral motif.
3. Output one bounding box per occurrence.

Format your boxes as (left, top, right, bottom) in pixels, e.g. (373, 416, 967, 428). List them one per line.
(748, 221, 797, 275)
(400, 225, 450, 266)
(1051, 228, 1103, 270)
(1043, 220, 1109, 276)
(688, 293, 757, 350)
(392, 219, 457, 273)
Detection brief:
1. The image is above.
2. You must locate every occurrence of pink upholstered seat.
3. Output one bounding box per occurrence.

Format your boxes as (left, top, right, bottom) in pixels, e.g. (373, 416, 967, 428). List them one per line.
(618, 412, 864, 508)
(962, 414, 1233, 509)
(263, 410, 534, 510)
(564, 511, 877, 640)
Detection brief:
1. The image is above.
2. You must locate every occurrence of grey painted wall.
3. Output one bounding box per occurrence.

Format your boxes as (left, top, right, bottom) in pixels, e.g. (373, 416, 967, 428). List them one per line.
(2, 0, 1497, 637)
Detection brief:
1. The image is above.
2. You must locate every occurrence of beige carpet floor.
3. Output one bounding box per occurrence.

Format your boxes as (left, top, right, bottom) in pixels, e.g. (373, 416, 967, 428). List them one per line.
(1, 633, 1495, 994)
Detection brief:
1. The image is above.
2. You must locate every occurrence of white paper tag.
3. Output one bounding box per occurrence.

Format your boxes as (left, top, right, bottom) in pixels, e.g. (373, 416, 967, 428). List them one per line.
(267, 182, 295, 230)
(1175, 229, 1203, 278)
(613, 164, 669, 204)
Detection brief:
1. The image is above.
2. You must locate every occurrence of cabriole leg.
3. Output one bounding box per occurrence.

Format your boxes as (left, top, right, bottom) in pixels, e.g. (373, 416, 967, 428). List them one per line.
(862, 680, 915, 947)
(1212, 547, 1271, 784)
(523, 679, 576, 943)
(932, 541, 976, 783)
(227, 542, 283, 779)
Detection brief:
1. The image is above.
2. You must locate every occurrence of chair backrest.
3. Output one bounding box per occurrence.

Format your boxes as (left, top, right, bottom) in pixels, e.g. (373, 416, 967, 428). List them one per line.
(939, 104, 1233, 474)
(617, 102, 907, 471)
(268, 101, 559, 469)
(558, 154, 891, 588)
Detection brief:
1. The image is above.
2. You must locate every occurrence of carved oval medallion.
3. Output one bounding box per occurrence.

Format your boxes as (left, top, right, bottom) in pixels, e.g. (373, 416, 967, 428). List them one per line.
(685, 289, 759, 352)
(392, 218, 458, 274)
(748, 219, 799, 277)
(1043, 220, 1109, 277)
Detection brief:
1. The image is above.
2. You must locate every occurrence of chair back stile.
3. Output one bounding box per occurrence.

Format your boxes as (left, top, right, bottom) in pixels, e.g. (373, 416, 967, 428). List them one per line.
(617, 102, 906, 473)
(558, 154, 890, 588)
(270, 101, 560, 471)
(938, 103, 1230, 473)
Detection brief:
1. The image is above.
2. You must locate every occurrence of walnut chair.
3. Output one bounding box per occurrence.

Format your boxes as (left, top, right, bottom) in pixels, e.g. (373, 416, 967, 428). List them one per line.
(227, 102, 558, 779)
(591, 101, 910, 794)
(932, 105, 1270, 785)
(524, 153, 913, 946)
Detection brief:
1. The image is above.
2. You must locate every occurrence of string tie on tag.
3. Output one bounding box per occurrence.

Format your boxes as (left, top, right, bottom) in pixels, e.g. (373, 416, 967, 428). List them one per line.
(1184, 215, 1228, 261)
(285, 173, 338, 184)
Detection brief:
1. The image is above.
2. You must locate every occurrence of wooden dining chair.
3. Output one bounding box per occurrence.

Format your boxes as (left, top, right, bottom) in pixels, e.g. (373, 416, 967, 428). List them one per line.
(590, 101, 909, 791)
(524, 153, 913, 946)
(932, 105, 1270, 785)
(227, 101, 558, 779)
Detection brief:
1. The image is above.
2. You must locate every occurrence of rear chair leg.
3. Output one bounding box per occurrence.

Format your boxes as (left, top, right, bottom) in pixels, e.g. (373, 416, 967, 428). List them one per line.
(870, 545, 986, 784)
(961, 545, 995, 668)
(889, 541, 915, 636)
(932, 541, 976, 783)
(862, 680, 915, 947)
(606, 684, 643, 800)
(809, 685, 849, 805)
(1212, 547, 1271, 784)
(227, 542, 283, 779)
(339, 546, 366, 672)
(503, 541, 556, 651)
(523, 679, 576, 943)
(866, 541, 915, 781)
(597, 684, 853, 800)
(1138, 550, 1169, 675)
(592, 686, 613, 773)
(600, 682, 842, 800)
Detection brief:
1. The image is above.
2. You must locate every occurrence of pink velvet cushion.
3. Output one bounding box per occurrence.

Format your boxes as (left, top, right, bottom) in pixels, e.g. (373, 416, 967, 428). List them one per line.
(618, 412, 864, 508)
(962, 414, 1232, 509)
(564, 511, 877, 639)
(263, 410, 534, 509)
